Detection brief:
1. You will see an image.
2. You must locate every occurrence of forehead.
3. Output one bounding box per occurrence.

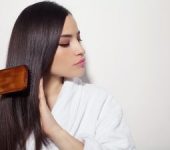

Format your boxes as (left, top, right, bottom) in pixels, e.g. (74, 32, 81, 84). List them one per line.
(61, 15, 79, 34)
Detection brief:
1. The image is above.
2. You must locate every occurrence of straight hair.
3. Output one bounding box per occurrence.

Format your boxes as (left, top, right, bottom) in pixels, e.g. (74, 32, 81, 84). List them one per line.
(0, 1, 70, 150)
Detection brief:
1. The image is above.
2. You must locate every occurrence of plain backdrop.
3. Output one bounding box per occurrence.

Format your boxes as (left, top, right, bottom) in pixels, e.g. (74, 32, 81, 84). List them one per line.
(0, 0, 170, 150)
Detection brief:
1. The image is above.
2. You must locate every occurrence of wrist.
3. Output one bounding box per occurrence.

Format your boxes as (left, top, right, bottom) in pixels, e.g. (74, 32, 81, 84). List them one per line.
(46, 124, 64, 139)
(48, 127, 84, 150)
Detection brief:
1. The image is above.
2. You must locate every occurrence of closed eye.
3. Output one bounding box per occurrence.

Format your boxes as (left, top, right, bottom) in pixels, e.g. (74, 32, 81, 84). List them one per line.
(59, 43, 70, 47)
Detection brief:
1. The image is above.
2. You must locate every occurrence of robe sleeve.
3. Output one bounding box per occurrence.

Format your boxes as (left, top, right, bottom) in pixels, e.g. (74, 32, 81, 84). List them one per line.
(81, 95, 136, 150)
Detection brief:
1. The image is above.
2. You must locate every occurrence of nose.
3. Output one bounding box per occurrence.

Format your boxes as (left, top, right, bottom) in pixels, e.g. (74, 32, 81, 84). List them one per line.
(74, 41, 85, 56)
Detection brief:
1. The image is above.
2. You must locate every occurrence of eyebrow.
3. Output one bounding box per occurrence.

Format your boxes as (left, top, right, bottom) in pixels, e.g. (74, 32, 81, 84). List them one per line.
(60, 31, 80, 38)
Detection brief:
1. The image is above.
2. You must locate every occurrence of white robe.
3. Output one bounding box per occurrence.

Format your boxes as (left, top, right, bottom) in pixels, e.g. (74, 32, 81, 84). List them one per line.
(26, 78, 136, 150)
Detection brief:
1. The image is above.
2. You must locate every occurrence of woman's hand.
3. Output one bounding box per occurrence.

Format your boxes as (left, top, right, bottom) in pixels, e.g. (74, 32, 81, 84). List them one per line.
(38, 78, 84, 150)
(38, 78, 62, 136)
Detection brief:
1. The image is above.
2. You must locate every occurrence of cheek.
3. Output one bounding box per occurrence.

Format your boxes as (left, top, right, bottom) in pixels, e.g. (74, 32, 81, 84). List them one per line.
(50, 50, 73, 75)
(48, 49, 85, 78)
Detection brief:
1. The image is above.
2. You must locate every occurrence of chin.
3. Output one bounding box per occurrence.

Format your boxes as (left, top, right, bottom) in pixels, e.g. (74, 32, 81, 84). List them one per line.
(66, 69, 85, 78)
(76, 69, 85, 77)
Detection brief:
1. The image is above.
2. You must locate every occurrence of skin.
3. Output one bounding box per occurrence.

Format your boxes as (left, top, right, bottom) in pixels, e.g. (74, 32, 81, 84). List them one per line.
(39, 15, 85, 150)
(43, 14, 85, 110)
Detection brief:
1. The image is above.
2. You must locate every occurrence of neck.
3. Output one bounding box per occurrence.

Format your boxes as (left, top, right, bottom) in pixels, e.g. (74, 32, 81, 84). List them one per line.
(43, 74, 64, 110)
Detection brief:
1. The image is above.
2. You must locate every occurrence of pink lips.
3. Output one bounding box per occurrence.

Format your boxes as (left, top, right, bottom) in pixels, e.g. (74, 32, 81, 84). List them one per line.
(74, 58, 85, 67)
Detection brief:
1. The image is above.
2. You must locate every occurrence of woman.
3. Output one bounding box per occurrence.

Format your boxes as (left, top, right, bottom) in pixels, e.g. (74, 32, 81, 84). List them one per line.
(0, 1, 135, 150)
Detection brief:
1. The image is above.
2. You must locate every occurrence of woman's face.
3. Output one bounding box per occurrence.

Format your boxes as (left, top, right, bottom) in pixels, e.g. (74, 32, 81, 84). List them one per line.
(50, 15, 85, 78)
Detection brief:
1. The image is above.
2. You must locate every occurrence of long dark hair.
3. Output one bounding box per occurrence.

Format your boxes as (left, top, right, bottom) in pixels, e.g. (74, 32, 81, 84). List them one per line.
(0, 1, 70, 150)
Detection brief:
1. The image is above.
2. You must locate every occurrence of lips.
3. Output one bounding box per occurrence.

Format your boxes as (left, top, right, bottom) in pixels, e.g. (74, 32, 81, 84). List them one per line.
(74, 58, 85, 65)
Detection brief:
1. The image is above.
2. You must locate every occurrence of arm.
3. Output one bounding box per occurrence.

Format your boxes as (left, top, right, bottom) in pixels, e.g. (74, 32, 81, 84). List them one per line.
(47, 126, 84, 150)
(39, 78, 84, 150)
(39, 78, 135, 150)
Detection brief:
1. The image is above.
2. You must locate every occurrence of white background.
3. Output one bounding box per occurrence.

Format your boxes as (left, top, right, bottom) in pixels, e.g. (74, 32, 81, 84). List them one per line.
(0, 0, 170, 150)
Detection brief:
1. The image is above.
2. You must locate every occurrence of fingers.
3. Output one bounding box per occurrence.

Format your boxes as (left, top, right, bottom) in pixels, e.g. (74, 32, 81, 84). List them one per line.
(39, 78, 46, 102)
(38, 78, 60, 135)
(39, 78, 48, 113)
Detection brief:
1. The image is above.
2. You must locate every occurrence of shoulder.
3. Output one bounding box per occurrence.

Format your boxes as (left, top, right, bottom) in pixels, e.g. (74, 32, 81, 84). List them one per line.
(71, 78, 119, 108)
(73, 78, 110, 97)
(71, 78, 123, 126)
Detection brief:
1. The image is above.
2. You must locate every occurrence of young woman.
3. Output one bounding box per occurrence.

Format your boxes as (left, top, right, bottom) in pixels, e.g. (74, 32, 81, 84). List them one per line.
(0, 1, 135, 150)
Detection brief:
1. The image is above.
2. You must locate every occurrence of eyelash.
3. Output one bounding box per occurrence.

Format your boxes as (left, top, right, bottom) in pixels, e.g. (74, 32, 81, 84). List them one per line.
(59, 38, 82, 48)
(59, 43, 70, 47)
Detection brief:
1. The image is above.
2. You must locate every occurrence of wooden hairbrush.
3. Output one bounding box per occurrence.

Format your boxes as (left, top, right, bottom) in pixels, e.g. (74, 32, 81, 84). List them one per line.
(0, 65, 28, 95)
